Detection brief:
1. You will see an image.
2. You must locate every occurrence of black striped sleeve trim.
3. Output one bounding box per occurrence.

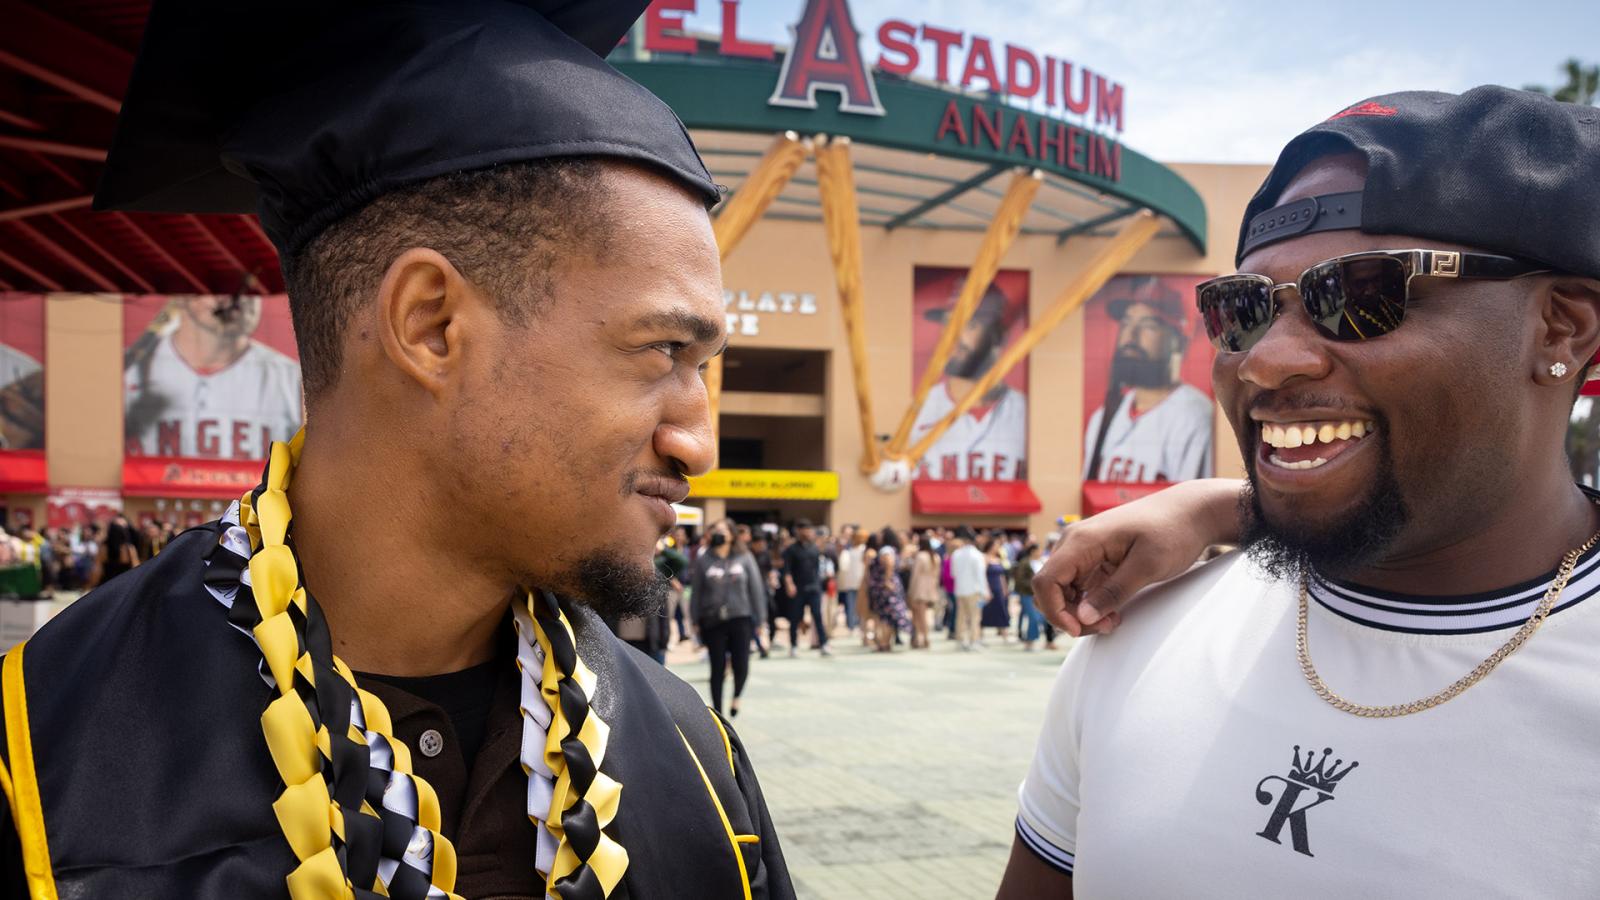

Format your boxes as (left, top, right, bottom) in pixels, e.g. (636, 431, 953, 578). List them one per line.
(1016, 815, 1074, 876)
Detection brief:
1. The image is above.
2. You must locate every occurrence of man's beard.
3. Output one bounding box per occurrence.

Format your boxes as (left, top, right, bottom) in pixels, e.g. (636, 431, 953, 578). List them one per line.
(1240, 433, 1409, 582)
(1109, 347, 1173, 389)
(565, 549, 670, 620)
(945, 326, 1002, 380)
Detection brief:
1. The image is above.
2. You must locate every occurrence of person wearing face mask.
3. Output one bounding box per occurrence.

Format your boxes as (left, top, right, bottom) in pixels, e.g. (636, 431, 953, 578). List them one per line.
(690, 522, 766, 717)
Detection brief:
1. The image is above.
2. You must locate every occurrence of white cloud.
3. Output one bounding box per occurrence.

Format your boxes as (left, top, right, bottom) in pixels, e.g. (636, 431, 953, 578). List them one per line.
(1126, 45, 1476, 162)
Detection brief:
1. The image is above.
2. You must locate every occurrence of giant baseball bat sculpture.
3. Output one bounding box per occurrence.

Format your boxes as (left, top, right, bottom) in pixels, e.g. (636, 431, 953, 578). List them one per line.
(814, 135, 884, 475)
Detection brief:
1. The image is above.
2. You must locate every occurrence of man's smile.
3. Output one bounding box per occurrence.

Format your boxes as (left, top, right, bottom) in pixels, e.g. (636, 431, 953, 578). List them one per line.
(1257, 418, 1377, 470)
(1244, 402, 1385, 495)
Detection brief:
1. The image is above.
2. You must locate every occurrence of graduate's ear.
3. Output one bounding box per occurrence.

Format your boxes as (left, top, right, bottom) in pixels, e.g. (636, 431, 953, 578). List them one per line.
(374, 247, 475, 397)
(1538, 275, 1600, 387)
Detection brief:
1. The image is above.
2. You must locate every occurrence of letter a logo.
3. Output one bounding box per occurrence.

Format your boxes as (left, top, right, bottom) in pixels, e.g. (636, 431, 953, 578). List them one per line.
(768, 0, 885, 116)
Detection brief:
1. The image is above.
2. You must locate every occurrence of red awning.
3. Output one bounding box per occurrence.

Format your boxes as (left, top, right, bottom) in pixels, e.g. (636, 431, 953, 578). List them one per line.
(0, 450, 48, 494)
(122, 456, 263, 499)
(1081, 480, 1175, 517)
(911, 480, 1042, 516)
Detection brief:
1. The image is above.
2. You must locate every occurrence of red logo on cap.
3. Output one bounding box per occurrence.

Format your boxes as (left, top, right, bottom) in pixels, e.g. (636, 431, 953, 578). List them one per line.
(1329, 101, 1398, 121)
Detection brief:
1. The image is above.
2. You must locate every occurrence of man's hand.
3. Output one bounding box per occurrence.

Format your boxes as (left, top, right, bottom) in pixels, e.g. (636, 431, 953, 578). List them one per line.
(1035, 478, 1243, 637)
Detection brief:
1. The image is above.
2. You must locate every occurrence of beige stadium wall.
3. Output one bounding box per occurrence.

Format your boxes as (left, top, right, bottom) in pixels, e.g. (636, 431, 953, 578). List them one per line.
(717, 161, 1271, 536)
(44, 294, 125, 494)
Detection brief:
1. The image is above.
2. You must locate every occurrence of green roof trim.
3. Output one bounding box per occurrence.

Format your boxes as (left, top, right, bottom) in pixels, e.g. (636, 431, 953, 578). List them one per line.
(615, 58, 1207, 254)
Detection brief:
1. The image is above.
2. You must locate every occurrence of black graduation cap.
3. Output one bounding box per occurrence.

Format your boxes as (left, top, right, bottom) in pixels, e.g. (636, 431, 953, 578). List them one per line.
(94, 0, 720, 257)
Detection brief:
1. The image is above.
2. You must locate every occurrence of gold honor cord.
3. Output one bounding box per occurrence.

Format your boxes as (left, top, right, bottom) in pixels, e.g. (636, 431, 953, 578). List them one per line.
(231, 433, 628, 899)
(530, 593, 629, 898)
(239, 434, 462, 900)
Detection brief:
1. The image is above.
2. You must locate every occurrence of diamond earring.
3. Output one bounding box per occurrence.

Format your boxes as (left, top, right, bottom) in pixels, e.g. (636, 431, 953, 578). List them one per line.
(1550, 362, 1569, 378)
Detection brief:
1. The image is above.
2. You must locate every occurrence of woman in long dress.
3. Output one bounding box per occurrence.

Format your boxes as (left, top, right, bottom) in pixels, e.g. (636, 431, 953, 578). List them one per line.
(865, 546, 911, 653)
(906, 534, 941, 649)
(979, 535, 1012, 642)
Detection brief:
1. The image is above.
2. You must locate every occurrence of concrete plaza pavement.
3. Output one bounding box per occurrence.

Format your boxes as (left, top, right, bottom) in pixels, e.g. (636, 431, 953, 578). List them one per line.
(668, 624, 1071, 899)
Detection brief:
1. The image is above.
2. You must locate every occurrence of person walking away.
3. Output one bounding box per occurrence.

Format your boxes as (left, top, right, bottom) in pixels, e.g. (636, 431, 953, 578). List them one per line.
(1012, 543, 1045, 651)
(96, 516, 139, 585)
(782, 520, 830, 657)
(727, 521, 769, 659)
(835, 525, 864, 635)
(950, 527, 988, 650)
(981, 536, 1013, 644)
(816, 546, 836, 647)
(750, 531, 778, 652)
(866, 546, 911, 652)
(906, 534, 941, 649)
(690, 523, 764, 717)
(939, 540, 957, 638)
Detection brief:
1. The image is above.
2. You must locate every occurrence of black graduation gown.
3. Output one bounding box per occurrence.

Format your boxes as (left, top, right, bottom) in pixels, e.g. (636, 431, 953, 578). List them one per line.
(0, 524, 794, 899)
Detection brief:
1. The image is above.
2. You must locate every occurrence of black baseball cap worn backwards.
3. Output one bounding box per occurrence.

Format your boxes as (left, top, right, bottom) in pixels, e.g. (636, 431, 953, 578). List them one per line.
(94, 0, 720, 257)
(1237, 85, 1600, 280)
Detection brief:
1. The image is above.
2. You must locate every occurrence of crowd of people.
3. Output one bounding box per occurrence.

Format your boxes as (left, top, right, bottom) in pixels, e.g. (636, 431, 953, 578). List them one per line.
(0, 515, 181, 596)
(632, 517, 1064, 718)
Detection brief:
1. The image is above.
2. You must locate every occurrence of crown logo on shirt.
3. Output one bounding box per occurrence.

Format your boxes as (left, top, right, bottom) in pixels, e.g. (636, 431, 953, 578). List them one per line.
(1286, 745, 1359, 793)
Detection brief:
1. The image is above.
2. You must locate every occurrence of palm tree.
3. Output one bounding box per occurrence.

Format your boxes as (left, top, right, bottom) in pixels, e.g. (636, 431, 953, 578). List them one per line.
(1525, 58, 1599, 105)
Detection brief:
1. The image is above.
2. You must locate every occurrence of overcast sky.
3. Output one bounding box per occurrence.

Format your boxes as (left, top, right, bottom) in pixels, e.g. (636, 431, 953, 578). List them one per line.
(674, 0, 1600, 163)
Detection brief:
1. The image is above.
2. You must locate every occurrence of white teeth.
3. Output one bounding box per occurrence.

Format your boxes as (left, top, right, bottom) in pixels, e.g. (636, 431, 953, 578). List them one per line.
(1268, 454, 1330, 470)
(1259, 419, 1378, 449)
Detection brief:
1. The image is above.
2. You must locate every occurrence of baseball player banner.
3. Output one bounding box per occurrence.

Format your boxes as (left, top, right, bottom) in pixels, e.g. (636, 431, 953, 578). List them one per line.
(0, 293, 46, 453)
(910, 266, 1029, 482)
(1081, 274, 1215, 488)
(123, 294, 303, 462)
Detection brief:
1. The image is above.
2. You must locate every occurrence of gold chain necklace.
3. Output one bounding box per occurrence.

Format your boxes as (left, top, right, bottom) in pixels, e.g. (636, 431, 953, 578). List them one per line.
(1298, 515, 1600, 718)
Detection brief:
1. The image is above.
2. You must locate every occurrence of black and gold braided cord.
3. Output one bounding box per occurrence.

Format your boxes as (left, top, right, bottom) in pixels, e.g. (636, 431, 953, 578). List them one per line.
(529, 592, 628, 899)
(231, 435, 462, 900)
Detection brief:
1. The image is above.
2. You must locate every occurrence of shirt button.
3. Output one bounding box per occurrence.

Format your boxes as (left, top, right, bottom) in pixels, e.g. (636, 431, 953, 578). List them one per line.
(418, 729, 444, 758)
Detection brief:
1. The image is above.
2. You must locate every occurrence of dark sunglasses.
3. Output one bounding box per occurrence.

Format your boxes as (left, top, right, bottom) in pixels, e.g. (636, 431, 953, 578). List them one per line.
(1197, 249, 1548, 352)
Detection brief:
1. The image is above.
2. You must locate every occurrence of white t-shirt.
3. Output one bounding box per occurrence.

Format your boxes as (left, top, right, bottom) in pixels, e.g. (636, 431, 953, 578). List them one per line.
(951, 544, 989, 598)
(125, 336, 303, 460)
(837, 546, 867, 591)
(1017, 548, 1600, 898)
(911, 382, 1028, 481)
(1082, 383, 1213, 482)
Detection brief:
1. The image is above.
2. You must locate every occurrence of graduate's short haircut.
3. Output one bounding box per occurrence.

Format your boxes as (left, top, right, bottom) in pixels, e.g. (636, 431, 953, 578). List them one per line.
(283, 156, 608, 399)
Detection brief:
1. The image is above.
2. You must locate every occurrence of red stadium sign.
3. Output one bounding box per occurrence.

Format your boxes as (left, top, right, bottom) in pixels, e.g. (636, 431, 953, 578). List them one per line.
(642, 0, 1126, 132)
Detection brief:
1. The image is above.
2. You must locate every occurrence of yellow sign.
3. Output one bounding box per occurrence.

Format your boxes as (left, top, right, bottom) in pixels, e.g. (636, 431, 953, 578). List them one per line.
(688, 469, 840, 501)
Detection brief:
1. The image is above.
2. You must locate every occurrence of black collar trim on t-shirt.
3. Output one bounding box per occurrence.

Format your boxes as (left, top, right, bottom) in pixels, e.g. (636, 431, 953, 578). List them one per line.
(1309, 543, 1600, 635)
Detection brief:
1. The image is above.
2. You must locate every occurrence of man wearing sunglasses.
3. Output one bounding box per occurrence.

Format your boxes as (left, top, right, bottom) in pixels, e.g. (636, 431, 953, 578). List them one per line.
(998, 86, 1600, 898)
